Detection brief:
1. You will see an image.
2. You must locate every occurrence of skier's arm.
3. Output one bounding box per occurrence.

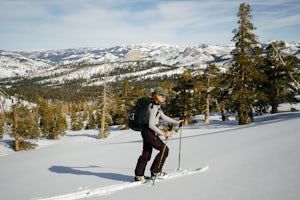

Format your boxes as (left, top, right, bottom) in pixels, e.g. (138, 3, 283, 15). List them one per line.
(159, 111, 181, 138)
(148, 106, 181, 137)
(148, 105, 165, 136)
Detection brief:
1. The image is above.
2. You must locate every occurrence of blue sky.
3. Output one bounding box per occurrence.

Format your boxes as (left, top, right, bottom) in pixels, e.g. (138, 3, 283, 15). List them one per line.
(0, 0, 299, 51)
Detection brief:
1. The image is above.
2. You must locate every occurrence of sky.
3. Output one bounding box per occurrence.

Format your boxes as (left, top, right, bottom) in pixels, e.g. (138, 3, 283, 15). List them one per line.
(0, 0, 299, 51)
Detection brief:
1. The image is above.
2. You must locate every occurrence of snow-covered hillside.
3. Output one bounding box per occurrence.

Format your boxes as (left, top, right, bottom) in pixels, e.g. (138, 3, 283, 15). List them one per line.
(1, 107, 299, 200)
(1, 42, 299, 84)
(0, 51, 50, 78)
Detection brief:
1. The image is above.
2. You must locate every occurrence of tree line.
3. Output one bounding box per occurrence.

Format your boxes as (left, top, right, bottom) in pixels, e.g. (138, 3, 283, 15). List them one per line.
(0, 3, 299, 151)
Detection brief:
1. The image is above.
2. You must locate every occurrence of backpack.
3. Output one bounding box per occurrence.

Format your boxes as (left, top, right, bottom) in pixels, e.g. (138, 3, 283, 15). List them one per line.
(128, 97, 154, 131)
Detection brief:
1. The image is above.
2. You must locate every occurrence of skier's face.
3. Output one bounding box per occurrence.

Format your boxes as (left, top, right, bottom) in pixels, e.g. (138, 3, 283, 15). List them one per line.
(155, 93, 165, 103)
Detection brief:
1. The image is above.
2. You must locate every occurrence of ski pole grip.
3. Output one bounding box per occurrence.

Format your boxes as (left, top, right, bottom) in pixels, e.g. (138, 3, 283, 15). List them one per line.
(179, 122, 183, 128)
(167, 124, 173, 131)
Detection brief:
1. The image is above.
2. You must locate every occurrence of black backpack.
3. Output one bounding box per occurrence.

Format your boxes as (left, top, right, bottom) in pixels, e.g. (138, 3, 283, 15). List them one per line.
(128, 97, 154, 131)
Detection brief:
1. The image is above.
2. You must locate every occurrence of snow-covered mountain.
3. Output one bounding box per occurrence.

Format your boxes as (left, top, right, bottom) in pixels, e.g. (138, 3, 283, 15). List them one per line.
(0, 50, 50, 79)
(15, 43, 234, 67)
(0, 42, 299, 86)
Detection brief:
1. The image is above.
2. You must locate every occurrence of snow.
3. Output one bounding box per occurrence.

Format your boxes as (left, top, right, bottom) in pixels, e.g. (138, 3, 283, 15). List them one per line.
(1, 42, 299, 87)
(0, 51, 50, 78)
(1, 108, 300, 200)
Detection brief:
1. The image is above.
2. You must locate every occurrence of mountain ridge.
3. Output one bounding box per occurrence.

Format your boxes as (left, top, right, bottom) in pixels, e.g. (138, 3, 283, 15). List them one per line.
(1, 42, 299, 86)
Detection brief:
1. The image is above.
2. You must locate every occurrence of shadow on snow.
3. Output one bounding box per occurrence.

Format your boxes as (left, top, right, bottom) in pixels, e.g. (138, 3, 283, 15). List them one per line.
(49, 165, 133, 182)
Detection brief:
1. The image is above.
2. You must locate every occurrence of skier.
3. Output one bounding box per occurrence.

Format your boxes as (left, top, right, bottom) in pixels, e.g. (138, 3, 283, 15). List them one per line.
(134, 87, 184, 181)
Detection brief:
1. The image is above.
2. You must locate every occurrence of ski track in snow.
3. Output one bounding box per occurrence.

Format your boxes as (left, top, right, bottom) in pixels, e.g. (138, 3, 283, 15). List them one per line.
(36, 167, 209, 200)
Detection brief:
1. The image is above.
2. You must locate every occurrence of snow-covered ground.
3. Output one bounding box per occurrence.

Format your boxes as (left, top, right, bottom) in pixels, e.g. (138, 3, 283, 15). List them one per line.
(0, 102, 300, 200)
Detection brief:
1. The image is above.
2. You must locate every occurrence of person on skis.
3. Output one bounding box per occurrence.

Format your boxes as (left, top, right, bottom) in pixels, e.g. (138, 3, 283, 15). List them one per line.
(134, 87, 183, 181)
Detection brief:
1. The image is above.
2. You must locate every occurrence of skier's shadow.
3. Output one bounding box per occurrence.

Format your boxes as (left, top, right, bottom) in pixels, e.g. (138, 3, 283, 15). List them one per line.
(49, 165, 133, 182)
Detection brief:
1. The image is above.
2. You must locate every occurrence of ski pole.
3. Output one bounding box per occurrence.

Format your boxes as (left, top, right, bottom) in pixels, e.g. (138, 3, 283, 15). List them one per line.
(158, 124, 172, 169)
(154, 136, 168, 186)
(178, 122, 183, 170)
(158, 138, 168, 169)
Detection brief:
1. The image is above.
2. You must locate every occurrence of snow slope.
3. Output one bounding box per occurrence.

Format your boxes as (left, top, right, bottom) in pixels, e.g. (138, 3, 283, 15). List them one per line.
(0, 111, 300, 200)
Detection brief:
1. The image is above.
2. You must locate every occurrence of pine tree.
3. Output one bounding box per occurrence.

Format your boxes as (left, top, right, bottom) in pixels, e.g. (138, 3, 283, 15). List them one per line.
(193, 72, 205, 116)
(264, 41, 300, 113)
(31, 106, 40, 139)
(217, 71, 231, 121)
(9, 102, 39, 151)
(161, 81, 176, 117)
(38, 98, 67, 139)
(119, 79, 132, 129)
(38, 98, 53, 138)
(202, 62, 221, 124)
(70, 103, 84, 131)
(86, 110, 97, 129)
(51, 100, 67, 138)
(229, 3, 262, 124)
(174, 69, 194, 125)
(0, 89, 8, 139)
(99, 73, 113, 138)
(132, 85, 145, 98)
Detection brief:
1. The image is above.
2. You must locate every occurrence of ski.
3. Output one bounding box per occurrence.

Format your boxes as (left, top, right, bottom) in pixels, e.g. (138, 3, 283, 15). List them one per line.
(152, 166, 209, 184)
(37, 167, 209, 199)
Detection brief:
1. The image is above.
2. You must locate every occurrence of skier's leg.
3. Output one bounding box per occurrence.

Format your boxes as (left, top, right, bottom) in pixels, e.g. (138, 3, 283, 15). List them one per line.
(135, 148, 152, 176)
(134, 129, 153, 177)
(150, 136, 169, 174)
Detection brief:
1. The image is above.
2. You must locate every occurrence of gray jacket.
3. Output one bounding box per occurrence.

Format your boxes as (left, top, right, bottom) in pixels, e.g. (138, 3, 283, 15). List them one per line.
(148, 102, 178, 136)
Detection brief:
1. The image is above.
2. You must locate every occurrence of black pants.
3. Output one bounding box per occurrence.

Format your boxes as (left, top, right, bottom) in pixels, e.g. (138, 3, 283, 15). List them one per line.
(135, 127, 169, 176)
